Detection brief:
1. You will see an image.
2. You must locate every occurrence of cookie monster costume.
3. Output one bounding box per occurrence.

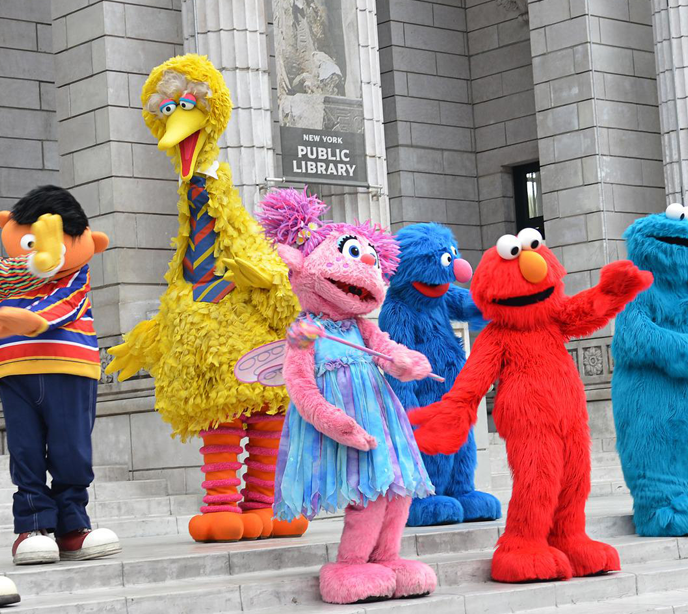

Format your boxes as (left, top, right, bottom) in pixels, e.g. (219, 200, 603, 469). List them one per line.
(379, 223, 502, 526)
(612, 202, 688, 537)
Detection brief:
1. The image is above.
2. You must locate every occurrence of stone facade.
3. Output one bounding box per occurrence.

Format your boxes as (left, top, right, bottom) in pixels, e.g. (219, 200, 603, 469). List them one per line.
(0, 1, 59, 210)
(0, 0, 683, 492)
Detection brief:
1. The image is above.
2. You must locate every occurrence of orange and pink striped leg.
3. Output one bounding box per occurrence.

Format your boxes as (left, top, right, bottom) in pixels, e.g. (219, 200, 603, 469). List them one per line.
(240, 414, 309, 538)
(188, 419, 261, 542)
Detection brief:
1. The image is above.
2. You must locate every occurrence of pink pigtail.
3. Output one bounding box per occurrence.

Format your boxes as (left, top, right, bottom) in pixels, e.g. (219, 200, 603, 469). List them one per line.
(256, 187, 330, 253)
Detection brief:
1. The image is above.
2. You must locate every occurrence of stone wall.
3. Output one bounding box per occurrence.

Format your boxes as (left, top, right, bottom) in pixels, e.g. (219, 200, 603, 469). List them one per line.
(377, 0, 482, 267)
(529, 0, 663, 299)
(0, 0, 59, 209)
(467, 0, 538, 250)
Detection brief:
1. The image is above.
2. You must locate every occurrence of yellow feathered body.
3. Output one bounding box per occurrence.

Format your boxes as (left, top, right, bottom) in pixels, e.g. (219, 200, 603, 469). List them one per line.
(123, 162, 299, 440)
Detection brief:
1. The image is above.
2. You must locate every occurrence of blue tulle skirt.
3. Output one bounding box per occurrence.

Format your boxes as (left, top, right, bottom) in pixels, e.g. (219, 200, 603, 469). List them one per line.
(273, 317, 433, 521)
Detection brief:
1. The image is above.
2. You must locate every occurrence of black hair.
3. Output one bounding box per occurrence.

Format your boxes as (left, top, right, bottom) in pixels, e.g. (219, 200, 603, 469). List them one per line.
(11, 185, 89, 237)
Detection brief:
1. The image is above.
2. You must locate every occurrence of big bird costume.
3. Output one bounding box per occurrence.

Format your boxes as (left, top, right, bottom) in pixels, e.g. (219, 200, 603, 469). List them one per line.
(106, 54, 307, 542)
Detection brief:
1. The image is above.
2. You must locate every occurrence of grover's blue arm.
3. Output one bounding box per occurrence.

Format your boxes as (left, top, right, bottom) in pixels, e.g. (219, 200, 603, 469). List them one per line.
(378, 299, 422, 410)
(446, 285, 487, 331)
(613, 301, 688, 379)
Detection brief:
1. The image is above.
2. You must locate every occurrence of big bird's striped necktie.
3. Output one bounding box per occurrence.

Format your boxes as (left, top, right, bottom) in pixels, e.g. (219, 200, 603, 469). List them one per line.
(183, 175, 235, 303)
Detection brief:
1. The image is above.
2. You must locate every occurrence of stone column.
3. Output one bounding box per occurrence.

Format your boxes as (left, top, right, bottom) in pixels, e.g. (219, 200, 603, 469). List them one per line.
(652, 0, 688, 203)
(527, 0, 663, 452)
(51, 0, 202, 491)
(180, 0, 275, 213)
(181, 0, 390, 224)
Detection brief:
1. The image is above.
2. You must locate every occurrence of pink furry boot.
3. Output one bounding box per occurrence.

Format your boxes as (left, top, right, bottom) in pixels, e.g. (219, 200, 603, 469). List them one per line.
(320, 498, 396, 604)
(371, 496, 437, 598)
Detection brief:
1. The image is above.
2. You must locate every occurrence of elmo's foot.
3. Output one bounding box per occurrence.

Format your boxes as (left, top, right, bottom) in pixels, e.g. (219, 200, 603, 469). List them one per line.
(549, 535, 620, 577)
(243, 508, 309, 538)
(491, 540, 572, 583)
(188, 512, 262, 542)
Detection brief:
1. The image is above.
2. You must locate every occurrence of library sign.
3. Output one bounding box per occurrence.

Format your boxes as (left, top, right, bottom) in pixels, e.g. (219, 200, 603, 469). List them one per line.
(281, 127, 367, 187)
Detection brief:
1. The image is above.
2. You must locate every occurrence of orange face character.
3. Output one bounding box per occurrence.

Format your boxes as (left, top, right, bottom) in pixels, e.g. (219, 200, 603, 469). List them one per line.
(0, 211, 109, 279)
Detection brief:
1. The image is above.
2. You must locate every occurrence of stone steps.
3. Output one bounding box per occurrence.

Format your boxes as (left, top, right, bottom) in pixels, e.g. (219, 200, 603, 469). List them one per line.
(0, 519, 685, 614)
(0, 455, 203, 544)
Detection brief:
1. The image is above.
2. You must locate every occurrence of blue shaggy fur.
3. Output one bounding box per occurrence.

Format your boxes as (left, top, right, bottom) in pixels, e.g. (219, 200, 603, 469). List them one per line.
(379, 223, 502, 527)
(612, 211, 688, 536)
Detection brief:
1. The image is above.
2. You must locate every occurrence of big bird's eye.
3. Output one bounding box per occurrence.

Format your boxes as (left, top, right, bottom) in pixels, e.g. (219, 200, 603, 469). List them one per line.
(338, 235, 363, 259)
(518, 228, 543, 250)
(665, 203, 686, 221)
(496, 234, 521, 260)
(179, 92, 197, 110)
(160, 99, 177, 116)
(20, 234, 36, 251)
(441, 252, 452, 267)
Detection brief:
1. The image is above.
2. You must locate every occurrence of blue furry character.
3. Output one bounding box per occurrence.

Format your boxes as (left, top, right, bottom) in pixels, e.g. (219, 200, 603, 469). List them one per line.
(612, 203, 688, 536)
(379, 223, 502, 526)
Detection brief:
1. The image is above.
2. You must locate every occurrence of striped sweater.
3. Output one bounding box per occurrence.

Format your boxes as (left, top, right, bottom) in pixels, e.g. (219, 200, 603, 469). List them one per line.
(0, 264, 99, 379)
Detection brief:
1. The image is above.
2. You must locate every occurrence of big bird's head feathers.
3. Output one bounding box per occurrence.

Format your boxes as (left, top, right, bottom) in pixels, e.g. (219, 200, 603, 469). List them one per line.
(141, 54, 232, 179)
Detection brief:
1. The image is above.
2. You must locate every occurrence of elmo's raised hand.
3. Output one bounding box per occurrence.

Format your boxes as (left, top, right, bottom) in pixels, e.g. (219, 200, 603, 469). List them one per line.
(599, 260, 653, 299)
(408, 399, 471, 456)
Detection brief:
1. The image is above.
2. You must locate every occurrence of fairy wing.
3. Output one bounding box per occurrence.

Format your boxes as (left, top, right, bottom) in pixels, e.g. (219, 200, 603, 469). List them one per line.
(234, 339, 286, 387)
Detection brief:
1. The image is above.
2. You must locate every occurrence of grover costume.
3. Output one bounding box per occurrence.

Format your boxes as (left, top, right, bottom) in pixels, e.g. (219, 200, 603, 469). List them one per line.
(612, 202, 688, 536)
(379, 223, 501, 526)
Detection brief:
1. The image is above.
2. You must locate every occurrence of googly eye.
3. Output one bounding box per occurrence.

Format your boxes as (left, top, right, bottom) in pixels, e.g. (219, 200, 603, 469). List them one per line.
(160, 99, 177, 116)
(20, 234, 36, 251)
(518, 228, 543, 251)
(450, 246, 459, 256)
(441, 252, 452, 267)
(665, 202, 686, 221)
(338, 235, 363, 260)
(496, 234, 521, 260)
(179, 92, 197, 110)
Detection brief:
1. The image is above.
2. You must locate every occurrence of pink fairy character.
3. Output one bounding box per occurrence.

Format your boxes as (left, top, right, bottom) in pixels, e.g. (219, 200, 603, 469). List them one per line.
(257, 188, 437, 605)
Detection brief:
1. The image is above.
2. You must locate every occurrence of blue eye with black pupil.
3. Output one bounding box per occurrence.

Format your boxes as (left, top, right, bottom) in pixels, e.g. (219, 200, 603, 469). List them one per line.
(349, 246, 360, 257)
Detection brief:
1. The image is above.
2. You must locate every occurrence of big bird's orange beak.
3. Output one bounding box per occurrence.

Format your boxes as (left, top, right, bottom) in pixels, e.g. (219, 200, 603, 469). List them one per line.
(158, 106, 208, 181)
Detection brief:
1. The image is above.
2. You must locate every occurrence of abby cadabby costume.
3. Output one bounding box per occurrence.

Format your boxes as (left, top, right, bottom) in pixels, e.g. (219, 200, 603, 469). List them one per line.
(256, 188, 437, 605)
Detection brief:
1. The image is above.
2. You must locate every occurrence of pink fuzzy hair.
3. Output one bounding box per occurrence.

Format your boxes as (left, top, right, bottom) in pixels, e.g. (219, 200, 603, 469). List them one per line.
(257, 188, 400, 279)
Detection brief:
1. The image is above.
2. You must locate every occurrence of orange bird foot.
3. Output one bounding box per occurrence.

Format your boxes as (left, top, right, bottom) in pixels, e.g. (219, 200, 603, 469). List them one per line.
(243, 508, 309, 539)
(491, 542, 573, 583)
(188, 512, 263, 543)
(548, 536, 620, 577)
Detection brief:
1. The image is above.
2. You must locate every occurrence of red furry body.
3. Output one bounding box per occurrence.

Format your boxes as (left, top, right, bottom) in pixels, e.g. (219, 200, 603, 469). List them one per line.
(410, 233, 652, 583)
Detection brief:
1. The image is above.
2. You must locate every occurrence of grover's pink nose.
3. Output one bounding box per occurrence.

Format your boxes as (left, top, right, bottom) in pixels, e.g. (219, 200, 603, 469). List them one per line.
(454, 258, 472, 283)
(361, 253, 376, 266)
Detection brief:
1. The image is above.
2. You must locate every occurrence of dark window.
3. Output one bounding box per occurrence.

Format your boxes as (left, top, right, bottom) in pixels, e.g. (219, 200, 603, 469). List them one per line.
(513, 162, 544, 238)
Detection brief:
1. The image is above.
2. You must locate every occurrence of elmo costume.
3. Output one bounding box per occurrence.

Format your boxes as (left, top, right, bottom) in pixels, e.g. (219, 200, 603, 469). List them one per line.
(410, 228, 653, 583)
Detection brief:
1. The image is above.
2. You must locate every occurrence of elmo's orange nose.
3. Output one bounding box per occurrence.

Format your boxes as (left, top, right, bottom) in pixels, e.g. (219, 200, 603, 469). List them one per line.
(519, 250, 548, 283)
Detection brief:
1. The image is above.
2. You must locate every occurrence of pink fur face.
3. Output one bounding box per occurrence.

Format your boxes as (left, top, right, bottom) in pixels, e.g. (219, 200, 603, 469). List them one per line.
(278, 229, 387, 319)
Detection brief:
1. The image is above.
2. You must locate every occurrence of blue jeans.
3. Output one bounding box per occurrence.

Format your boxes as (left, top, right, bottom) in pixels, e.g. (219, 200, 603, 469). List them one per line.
(0, 374, 97, 536)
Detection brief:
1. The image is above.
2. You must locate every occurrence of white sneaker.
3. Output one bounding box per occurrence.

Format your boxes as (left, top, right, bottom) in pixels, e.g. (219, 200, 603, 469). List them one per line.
(12, 530, 59, 565)
(57, 527, 121, 561)
(0, 576, 19, 606)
